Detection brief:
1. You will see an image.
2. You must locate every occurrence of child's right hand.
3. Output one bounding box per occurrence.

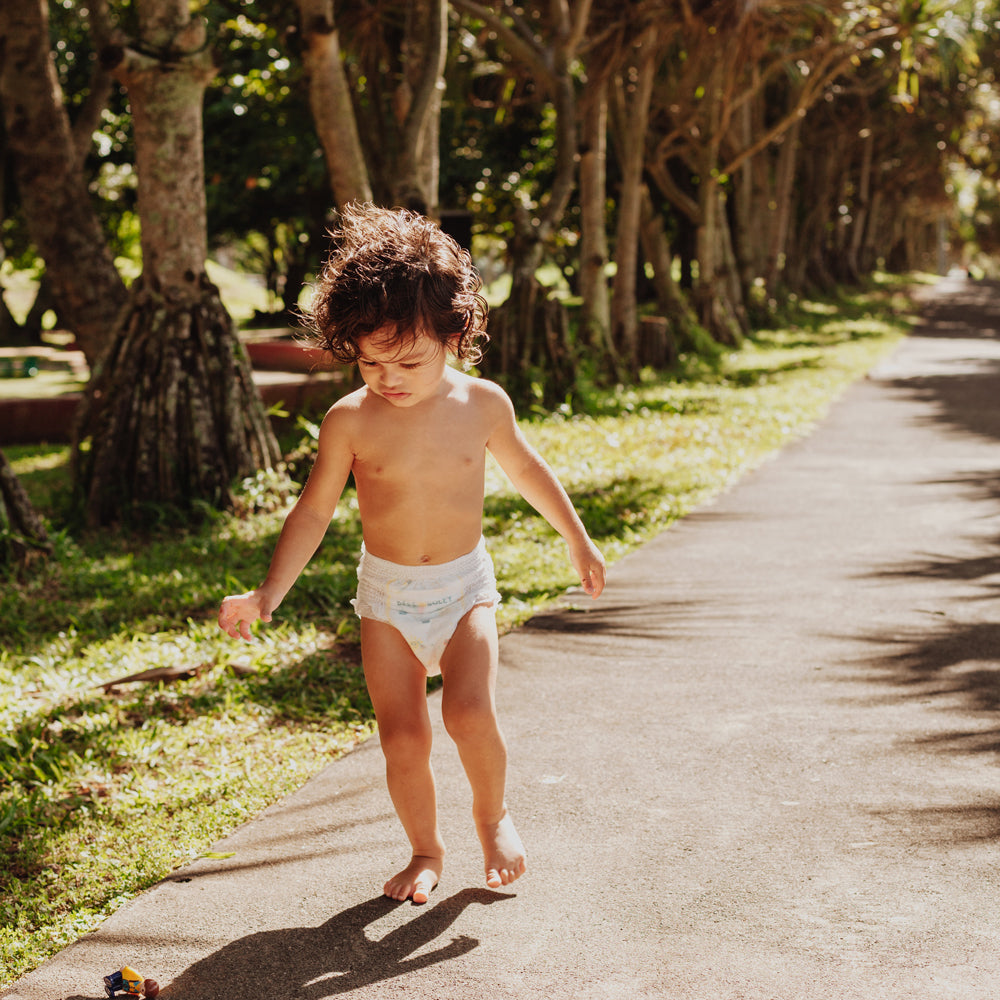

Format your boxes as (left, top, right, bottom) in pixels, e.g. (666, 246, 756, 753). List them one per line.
(218, 591, 273, 641)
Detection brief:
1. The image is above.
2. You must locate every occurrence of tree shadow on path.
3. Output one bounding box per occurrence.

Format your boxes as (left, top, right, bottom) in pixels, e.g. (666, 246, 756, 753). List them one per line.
(848, 282, 1000, 770)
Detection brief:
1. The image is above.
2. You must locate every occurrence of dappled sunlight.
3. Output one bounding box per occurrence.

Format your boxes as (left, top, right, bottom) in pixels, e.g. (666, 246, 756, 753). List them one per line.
(0, 618, 373, 978)
(1, 280, 914, 986)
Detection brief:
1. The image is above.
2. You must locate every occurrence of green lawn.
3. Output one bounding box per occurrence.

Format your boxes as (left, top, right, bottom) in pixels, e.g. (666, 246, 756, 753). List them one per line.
(0, 274, 926, 987)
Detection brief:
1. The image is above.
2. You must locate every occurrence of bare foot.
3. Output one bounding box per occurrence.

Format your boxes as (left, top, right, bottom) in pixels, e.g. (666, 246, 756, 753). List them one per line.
(477, 809, 526, 890)
(384, 854, 444, 904)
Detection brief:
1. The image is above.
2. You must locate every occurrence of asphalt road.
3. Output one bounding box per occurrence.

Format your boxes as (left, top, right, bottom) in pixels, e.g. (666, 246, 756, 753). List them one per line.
(4, 273, 1000, 1000)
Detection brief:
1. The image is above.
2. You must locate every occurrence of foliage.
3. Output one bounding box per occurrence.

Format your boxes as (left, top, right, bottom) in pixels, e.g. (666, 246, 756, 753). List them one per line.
(0, 276, 917, 987)
(204, 5, 331, 315)
(49, 1, 137, 259)
(4, 2, 1000, 358)
(439, 13, 557, 228)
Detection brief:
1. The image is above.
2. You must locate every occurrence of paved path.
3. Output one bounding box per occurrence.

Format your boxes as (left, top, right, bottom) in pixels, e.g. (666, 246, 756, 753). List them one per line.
(5, 275, 1000, 1000)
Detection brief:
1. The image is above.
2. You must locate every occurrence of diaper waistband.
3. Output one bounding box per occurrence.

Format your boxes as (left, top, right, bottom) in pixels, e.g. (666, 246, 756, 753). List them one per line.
(358, 536, 490, 585)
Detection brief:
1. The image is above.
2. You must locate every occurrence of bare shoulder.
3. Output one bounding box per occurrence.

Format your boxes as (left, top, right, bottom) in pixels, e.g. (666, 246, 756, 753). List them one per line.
(327, 383, 369, 414)
(317, 386, 369, 449)
(453, 371, 515, 424)
(322, 384, 370, 423)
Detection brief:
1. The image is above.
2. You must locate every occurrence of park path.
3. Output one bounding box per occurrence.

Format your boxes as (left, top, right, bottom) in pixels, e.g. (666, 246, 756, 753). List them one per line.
(4, 273, 1000, 1000)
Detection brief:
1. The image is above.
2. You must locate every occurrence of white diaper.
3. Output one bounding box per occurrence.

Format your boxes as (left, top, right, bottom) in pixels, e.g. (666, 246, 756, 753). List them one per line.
(351, 537, 501, 676)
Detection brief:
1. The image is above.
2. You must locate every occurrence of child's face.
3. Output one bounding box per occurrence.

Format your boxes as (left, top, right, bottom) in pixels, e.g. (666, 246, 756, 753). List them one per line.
(356, 328, 451, 408)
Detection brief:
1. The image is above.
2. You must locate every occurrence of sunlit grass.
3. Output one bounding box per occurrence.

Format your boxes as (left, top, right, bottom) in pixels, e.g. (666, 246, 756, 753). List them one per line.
(0, 276, 916, 986)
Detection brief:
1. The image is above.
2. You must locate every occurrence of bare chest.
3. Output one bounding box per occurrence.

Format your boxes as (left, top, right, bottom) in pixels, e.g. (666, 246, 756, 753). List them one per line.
(353, 410, 488, 495)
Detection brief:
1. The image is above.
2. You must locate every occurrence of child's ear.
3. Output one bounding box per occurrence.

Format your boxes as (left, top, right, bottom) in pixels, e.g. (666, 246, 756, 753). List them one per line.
(445, 333, 463, 355)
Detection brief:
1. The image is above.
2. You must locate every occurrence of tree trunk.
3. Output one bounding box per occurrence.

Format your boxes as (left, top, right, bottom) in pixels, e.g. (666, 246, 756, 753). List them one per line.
(609, 27, 657, 376)
(730, 94, 759, 312)
(391, 0, 448, 214)
(482, 203, 578, 406)
(685, 62, 744, 346)
(0, 0, 128, 368)
(451, 0, 584, 398)
(860, 187, 884, 273)
(75, 276, 278, 525)
(845, 124, 874, 283)
(800, 139, 842, 291)
(0, 447, 52, 567)
(695, 174, 744, 346)
(763, 119, 800, 295)
(486, 208, 543, 384)
(0, 295, 19, 346)
(120, 23, 212, 287)
(638, 186, 712, 359)
(578, 81, 614, 370)
(74, 0, 279, 525)
(297, 0, 373, 208)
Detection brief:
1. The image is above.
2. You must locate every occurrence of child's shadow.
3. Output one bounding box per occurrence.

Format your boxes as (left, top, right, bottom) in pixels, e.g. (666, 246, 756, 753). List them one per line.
(136, 887, 510, 999)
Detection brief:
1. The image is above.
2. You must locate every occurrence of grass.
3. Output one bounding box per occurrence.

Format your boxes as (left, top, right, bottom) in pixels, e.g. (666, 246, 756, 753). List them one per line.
(0, 274, 925, 987)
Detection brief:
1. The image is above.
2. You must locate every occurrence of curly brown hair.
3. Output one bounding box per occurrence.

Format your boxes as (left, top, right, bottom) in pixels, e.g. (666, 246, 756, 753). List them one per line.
(306, 203, 489, 365)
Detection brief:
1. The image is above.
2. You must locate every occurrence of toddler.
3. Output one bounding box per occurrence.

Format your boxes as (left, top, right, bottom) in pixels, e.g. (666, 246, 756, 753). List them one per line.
(219, 204, 606, 903)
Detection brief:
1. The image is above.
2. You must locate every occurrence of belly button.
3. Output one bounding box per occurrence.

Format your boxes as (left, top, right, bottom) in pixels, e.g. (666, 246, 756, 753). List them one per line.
(419, 554, 431, 564)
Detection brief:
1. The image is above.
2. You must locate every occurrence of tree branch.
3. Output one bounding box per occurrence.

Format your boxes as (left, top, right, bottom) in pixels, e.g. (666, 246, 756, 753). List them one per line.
(450, 0, 557, 91)
(402, 0, 448, 164)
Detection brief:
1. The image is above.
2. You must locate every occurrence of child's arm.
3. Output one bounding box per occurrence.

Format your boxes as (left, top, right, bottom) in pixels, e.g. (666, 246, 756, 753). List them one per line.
(218, 407, 355, 640)
(485, 388, 606, 599)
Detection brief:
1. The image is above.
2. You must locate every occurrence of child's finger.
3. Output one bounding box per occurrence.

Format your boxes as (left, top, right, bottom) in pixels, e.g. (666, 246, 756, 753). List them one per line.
(584, 565, 605, 599)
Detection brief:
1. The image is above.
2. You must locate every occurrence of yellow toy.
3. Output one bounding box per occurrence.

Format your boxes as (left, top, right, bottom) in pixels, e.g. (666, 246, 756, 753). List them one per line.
(103, 967, 159, 998)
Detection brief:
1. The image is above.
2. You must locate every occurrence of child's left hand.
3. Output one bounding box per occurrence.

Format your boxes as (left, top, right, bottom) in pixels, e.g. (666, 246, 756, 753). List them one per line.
(571, 540, 606, 599)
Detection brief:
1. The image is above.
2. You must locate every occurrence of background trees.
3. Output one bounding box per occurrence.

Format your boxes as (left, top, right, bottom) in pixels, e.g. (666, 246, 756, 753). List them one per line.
(2, 0, 999, 518)
(0, 0, 128, 368)
(71, 0, 281, 524)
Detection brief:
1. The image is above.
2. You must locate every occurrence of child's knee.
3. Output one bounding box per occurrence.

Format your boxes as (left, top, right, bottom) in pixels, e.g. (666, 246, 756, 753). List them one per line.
(379, 717, 433, 760)
(442, 696, 497, 745)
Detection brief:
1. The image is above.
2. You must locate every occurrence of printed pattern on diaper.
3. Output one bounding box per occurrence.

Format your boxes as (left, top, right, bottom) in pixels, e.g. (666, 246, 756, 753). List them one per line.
(352, 540, 501, 676)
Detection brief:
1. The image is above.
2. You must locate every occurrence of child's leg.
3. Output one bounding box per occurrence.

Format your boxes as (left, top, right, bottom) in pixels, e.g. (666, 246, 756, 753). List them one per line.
(361, 617, 445, 903)
(439, 604, 526, 890)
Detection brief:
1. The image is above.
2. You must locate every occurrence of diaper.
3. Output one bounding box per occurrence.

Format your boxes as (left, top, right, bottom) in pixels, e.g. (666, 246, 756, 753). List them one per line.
(351, 537, 501, 675)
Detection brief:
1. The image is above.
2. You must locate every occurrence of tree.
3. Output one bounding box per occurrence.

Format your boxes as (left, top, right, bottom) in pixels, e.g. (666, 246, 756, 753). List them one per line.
(74, 0, 280, 525)
(334, 0, 449, 212)
(6, 0, 995, 431)
(246, 0, 450, 226)
(204, 9, 332, 318)
(0, 0, 128, 367)
(295, 0, 372, 207)
(450, 0, 590, 399)
(777, 2, 990, 287)
(579, 0, 668, 379)
(577, 73, 614, 370)
(608, 21, 658, 373)
(646, 1, 899, 341)
(0, 448, 52, 568)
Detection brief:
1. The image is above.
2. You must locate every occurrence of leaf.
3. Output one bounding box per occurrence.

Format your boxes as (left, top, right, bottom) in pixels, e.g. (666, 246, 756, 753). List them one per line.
(198, 851, 236, 860)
